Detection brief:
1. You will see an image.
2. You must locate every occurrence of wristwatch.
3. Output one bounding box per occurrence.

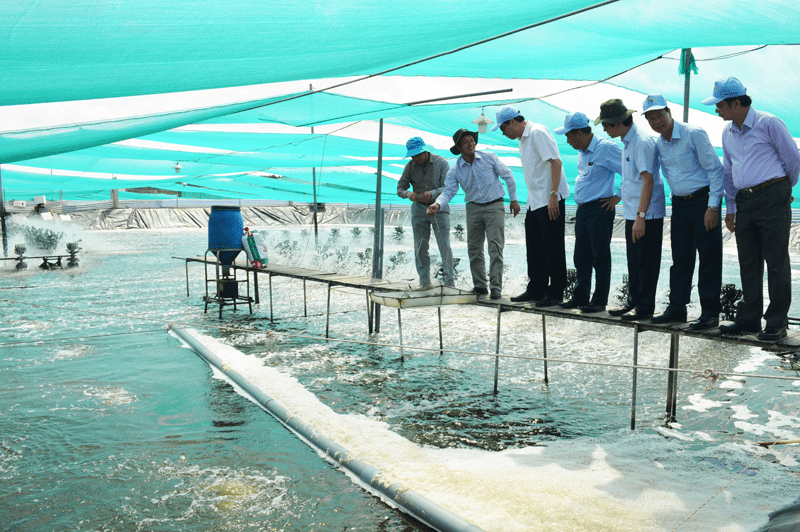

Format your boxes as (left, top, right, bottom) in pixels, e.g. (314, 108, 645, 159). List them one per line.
(708, 206, 719, 211)
(637, 211, 646, 218)
(549, 191, 558, 196)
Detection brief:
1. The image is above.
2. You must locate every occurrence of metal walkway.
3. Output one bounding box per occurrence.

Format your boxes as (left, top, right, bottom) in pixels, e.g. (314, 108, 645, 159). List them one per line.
(180, 256, 800, 428)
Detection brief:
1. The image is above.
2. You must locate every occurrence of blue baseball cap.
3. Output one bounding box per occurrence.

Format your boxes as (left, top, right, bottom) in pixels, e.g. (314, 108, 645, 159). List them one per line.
(642, 94, 668, 114)
(701, 77, 747, 105)
(405, 136, 434, 158)
(490, 106, 522, 131)
(554, 111, 590, 135)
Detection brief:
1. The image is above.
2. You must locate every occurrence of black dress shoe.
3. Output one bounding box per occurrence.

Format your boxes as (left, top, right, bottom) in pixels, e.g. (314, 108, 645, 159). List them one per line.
(472, 286, 489, 295)
(579, 304, 606, 313)
(608, 306, 634, 317)
(651, 309, 687, 324)
(688, 316, 719, 331)
(535, 295, 562, 308)
(758, 326, 787, 342)
(619, 308, 653, 321)
(510, 291, 535, 302)
(559, 298, 587, 309)
(490, 288, 501, 300)
(718, 322, 761, 335)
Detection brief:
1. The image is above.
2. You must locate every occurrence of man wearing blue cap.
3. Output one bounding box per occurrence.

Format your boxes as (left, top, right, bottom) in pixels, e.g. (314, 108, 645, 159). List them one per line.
(397, 137, 455, 288)
(427, 129, 520, 299)
(493, 105, 570, 307)
(553, 111, 622, 313)
(703, 77, 800, 341)
(643, 95, 725, 331)
(596, 98, 666, 321)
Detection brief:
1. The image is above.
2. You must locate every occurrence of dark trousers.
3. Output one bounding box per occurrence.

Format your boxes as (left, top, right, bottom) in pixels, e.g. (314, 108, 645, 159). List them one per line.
(525, 199, 567, 300)
(624, 218, 663, 314)
(733, 179, 792, 329)
(572, 200, 614, 306)
(667, 193, 722, 317)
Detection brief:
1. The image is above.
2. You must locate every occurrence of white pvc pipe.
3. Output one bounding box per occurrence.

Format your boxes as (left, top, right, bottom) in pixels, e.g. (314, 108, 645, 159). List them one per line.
(168, 324, 485, 532)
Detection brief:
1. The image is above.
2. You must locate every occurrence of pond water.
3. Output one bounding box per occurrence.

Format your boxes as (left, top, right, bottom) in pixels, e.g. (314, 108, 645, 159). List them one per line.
(1, 222, 799, 532)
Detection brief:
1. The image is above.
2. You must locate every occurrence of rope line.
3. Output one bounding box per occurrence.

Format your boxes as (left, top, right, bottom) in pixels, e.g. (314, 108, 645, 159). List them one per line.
(2, 297, 798, 384)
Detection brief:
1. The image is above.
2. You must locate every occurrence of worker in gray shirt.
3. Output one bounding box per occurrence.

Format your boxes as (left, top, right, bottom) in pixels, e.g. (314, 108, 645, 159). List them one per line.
(397, 137, 455, 288)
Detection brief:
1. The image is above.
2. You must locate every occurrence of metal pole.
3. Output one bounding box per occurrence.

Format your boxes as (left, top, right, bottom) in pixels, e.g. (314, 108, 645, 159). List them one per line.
(371, 120, 385, 334)
(366, 291, 373, 334)
(185, 260, 190, 297)
(269, 274, 274, 322)
(438, 306, 444, 355)
(493, 304, 502, 394)
(666, 333, 679, 421)
(542, 315, 549, 385)
(682, 48, 691, 123)
(326, 282, 332, 338)
(0, 168, 6, 258)
(631, 324, 639, 430)
(253, 270, 260, 305)
(310, 85, 319, 243)
(398, 308, 404, 362)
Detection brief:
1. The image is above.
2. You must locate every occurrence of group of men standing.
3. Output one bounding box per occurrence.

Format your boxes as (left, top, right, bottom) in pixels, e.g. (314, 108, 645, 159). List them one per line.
(397, 77, 799, 341)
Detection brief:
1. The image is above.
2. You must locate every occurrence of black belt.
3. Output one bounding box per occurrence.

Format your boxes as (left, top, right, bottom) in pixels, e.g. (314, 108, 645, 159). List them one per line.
(471, 197, 503, 206)
(737, 176, 788, 195)
(672, 185, 709, 201)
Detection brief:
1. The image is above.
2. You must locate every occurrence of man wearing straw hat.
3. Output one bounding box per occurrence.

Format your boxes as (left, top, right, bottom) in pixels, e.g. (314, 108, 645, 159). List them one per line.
(397, 136, 455, 288)
(597, 98, 666, 321)
(493, 105, 570, 308)
(643, 94, 725, 331)
(428, 128, 520, 300)
(703, 77, 800, 341)
(553, 111, 622, 313)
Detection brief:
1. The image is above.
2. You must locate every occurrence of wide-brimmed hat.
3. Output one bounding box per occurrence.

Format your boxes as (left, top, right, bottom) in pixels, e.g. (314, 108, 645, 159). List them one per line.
(405, 136, 435, 158)
(450, 128, 479, 155)
(701, 77, 747, 105)
(594, 99, 635, 126)
(554, 111, 590, 135)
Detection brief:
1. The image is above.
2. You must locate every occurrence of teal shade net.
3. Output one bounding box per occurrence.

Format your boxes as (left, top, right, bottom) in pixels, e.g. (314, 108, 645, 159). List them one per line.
(2, 0, 800, 205)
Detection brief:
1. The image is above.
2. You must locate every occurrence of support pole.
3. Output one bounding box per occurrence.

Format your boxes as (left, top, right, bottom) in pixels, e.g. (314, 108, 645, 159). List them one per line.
(326, 282, 332, 338)
(310, 85, 319, 244)
(438, 306, 444, 355)
(366, 291, 373, 334)
(542, 315, 549, 385)
(493, 304, 502, 394)
(397, 308, 404, 362)
(631, 324, 639, 430)
(0, 168, 6, 258)
(371, 120, 385, 333)
(253, 270, 260, 305)
(666, 333, 679, 421)
(682, 48, 692, 123)
(269, 273, 274, 323)
(185, 260, 190, 297)
(303, 279, 308, 317)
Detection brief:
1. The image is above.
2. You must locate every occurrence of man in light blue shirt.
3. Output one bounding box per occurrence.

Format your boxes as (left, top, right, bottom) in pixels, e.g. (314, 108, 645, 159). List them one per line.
(703, 77, 800, 341)
(553, 111, 621, 313)
(428, 128, 520, 299)
(597, 99, 666, 321)
(644, 94, 725, 331)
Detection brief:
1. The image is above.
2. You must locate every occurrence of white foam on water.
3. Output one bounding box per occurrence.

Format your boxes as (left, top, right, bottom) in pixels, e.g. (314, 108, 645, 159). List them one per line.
(183, 331, 800, 532)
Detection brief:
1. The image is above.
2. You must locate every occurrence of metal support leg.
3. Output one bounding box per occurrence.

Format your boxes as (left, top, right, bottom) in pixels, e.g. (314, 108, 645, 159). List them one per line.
(326, 283, 332, 339)
(631, 324, 639, 430)
(542, 315, 549, 385)
(493, 304, 502, 394)
(304, 279, 307, 317)
(185, 260, 190, 297)
(397, 308, 404, 362)
(375, 304, 381, 333)
(253, 270, 259, 305)
(269, 273, 274, 323)
(438, 306, 444, 355)
(366, 291, 372, 334)
(666, 333, 679, 421)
